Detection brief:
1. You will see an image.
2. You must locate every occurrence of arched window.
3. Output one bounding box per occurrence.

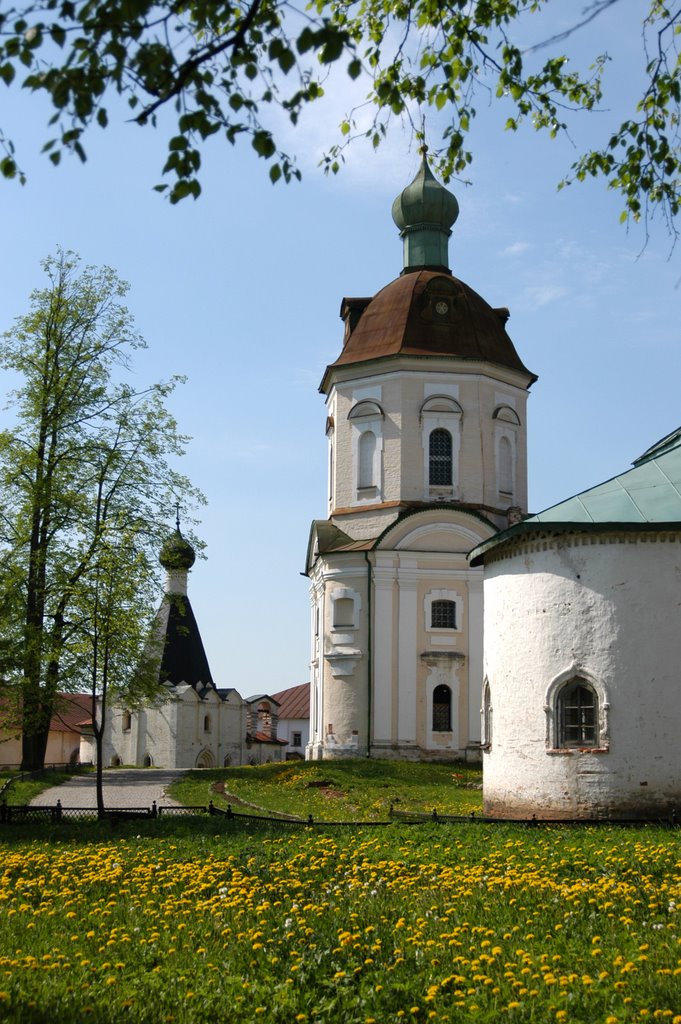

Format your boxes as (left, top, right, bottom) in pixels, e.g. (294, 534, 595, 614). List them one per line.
(143, 754, 153, 767)
(204, 715, 211, 733)
(557, 679, 598, 748)
(432, 684, 452, 732)
(429, 428, 452, 486)
(122, 711, 132, 732)
(358, 430, 376, 488)
(498, 435, 513, 494)
(431, 599, 456, 629)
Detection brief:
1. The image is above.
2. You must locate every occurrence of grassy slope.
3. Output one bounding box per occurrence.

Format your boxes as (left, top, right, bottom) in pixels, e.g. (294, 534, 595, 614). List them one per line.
(169, 759, 483, 821)
(0, 770, 82, 806)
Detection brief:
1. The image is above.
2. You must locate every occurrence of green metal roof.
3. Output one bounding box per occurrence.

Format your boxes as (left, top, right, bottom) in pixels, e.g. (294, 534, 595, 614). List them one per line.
(469, 425, 681, 565)
(531, 426, 681, 525)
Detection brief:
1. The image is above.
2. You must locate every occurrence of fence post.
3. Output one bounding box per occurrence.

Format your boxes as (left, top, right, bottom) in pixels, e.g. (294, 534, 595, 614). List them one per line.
(307, 814, 314, 825)
(151, 801, 157, 819)
(431, 808, 438, 821)
(0, 800, 6, 824)
(56, 800, 62, 823)
(209, 800, 215, 815)
(227, 804, 233, 819)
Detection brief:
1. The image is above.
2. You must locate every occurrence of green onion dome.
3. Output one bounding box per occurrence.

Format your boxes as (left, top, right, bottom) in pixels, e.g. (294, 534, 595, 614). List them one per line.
(391, 151, 459, 273)
(159, 529, 196, 571)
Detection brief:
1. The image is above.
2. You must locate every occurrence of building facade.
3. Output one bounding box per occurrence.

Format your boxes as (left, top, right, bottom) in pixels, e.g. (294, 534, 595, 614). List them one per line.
(85, 529, 288, 769)
(306, 154, 536, 761)
(471, 426, 681, 819)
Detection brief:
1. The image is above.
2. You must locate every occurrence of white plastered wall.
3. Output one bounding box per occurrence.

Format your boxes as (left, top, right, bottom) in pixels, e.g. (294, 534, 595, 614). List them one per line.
(483, 532, 681, 819)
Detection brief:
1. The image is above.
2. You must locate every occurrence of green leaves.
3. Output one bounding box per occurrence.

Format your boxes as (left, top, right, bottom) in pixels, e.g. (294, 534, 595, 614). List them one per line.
(0, 248, 205, 766)
(0, 0, 676, 230)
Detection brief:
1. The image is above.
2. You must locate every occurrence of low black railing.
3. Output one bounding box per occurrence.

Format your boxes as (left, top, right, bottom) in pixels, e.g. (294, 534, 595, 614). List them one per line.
(0, 798, 678, 829)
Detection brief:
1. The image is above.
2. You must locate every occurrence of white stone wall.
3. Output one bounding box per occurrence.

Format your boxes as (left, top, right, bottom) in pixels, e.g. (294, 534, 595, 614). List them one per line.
(308, 552, 370, 760)
(326, 360, 530, 533)
(98, 685, 259, 769)
(483, 531, 681, 819)
(308, 510, 494, 761)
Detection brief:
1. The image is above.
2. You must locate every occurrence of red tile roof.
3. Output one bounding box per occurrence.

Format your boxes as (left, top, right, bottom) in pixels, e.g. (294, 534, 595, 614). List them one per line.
(271, 683, 309, 721)
(50, 693, 92, 732)
(0, 692, 92, 735)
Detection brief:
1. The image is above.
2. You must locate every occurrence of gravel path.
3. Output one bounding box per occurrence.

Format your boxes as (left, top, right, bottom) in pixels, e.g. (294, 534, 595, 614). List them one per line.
(30, 769, 186, 809)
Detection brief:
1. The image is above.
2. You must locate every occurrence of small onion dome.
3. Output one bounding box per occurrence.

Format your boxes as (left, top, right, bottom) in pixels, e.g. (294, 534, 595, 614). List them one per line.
(392, 152, 459, 232)
(391, 152, 459, 273)
(159, 529, 196, 571)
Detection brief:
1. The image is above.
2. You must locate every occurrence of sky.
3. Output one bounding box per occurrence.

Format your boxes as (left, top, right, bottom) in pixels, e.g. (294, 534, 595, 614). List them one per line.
(0, 1, 679, 697)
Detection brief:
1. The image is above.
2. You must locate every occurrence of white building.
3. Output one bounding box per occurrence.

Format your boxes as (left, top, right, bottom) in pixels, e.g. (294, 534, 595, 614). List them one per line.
(471, 426, 681, 820)
(271, 683, 310, 760)
(305, 154, 536, 761)
(85, 529, 287, 768)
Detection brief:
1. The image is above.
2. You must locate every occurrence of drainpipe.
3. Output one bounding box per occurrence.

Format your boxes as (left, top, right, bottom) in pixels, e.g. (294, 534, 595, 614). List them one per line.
(364, 550, 373, 758)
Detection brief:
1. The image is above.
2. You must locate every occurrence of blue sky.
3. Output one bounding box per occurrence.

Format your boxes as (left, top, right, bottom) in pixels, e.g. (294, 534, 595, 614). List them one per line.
(0, 1, 679, 695)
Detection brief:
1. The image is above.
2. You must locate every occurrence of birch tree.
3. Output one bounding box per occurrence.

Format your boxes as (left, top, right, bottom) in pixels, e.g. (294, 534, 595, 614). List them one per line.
(0, 249, 202, 770)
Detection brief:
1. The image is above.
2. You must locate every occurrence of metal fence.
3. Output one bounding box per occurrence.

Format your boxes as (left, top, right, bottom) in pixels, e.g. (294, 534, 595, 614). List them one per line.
(0, 798, 678, 830)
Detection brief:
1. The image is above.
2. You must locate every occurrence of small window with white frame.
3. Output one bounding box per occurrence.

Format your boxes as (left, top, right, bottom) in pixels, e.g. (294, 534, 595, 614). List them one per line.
(425, 589, 460, 636)
(545, 672, 609, 752)
(420, 395, 462, 498)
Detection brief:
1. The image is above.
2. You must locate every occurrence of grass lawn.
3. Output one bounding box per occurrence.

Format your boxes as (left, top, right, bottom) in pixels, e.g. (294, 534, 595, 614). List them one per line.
(0, 819, 679, 1022)
(168, 760, 483, 820)
(0, 769, 85, 807)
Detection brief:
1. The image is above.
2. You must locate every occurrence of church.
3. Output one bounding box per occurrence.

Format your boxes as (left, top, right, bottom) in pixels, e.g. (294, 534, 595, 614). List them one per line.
(85, 527, 289, 769)
(305, 153, 536, 761)
(471, 425, 681, 820)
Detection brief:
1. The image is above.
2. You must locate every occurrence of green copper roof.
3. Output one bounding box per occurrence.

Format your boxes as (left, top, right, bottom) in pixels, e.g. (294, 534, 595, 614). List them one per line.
(530, 426, 681, 525)
(391, 151, 459, 273)
(469, 426, 681, 567)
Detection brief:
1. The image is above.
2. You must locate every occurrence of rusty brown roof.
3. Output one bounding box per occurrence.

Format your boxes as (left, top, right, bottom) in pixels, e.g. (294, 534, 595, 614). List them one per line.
(321, 270, 535, 391)
(271, 682, 310, 720)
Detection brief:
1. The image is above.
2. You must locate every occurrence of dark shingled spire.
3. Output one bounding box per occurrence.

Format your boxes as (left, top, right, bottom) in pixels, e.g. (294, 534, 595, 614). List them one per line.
(149, 527, 214, 690)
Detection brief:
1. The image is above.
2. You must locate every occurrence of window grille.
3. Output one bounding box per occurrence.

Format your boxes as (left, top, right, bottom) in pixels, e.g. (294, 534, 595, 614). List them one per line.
(558, 681, 597, 747)
(432, 684, 452, 731)
(431, 599, 456, 629)
(429, 428, 453, 485)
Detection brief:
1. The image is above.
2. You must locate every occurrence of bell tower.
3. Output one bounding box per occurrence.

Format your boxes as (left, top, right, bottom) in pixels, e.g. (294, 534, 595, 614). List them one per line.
(305, 154, 537, 761)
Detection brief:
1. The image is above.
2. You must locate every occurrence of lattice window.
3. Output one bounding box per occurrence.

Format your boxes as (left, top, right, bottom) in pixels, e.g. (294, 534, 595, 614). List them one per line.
(431, 599, 457, 629)
(429, 428, 453, 485)
(432, 684, 452, 731)
(558, 680, 597, 747)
